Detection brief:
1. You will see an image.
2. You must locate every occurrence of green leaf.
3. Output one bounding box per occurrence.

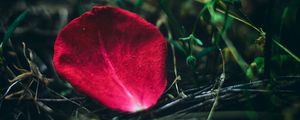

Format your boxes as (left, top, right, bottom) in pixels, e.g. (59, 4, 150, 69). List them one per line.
(246, 57, 264, 79)
(167, 38, 186, 54)
(254, 57, 264, 74)
(0, 9, 29, 50)
(179, 36, 190, 41)
(193, 37, 203, 46)
(134, 0, 144, 9)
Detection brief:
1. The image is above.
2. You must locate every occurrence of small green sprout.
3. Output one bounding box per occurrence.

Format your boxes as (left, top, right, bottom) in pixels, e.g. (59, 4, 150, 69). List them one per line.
(179, 34, 203, 46)
(186, 55, 197, 66)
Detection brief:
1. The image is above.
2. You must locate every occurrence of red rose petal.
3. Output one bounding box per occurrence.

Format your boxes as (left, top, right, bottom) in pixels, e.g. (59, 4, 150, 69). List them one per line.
(53, 6, 167, 112)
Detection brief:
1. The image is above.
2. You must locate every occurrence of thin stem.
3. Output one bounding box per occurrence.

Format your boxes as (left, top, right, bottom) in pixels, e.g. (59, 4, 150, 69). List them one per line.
(264, 0, 276, 79)
(273, 40, 300, 62)
(215, 8, 261, 33)
(207, 49, 226, 120)
(191, 5, 209, 34)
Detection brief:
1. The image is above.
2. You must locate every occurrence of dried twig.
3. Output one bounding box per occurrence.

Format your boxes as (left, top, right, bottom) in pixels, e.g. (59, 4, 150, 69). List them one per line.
(4, 90, 25, 99)
(47, 88, 91, 113)
(156, 13, 184, 97)
(207, 48, 226, 120)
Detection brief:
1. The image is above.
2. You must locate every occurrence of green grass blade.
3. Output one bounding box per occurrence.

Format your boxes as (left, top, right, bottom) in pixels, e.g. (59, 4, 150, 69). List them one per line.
(273, 40, 300, 63)
(0, 9, 29, 50)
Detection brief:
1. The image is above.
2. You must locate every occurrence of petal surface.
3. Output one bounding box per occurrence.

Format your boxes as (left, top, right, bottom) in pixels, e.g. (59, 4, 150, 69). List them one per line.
(53, 6, 167, 112)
